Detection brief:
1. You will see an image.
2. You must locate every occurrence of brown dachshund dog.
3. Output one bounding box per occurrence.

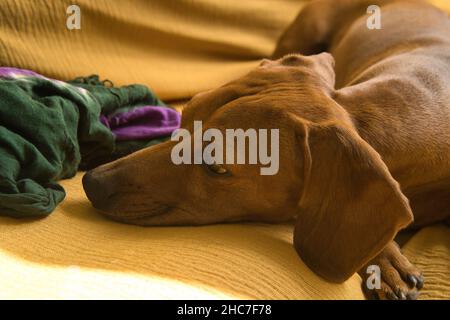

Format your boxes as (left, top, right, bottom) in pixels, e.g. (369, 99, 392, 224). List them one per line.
(83, 0, 450, 299)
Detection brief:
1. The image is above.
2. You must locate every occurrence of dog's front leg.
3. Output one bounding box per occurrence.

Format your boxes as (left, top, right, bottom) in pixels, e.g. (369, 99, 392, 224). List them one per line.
(358, 241, 424, 300)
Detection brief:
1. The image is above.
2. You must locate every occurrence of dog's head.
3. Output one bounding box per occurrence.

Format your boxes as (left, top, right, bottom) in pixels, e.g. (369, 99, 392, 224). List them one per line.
(83, 53, 413, 282)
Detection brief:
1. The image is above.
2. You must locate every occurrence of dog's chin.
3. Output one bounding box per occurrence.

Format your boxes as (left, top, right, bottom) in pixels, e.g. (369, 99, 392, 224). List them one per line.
(93, 203, 173, 226)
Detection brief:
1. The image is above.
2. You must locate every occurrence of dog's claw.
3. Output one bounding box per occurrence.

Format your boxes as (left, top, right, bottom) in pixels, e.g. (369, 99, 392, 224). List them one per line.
(407, 274, 417, 287)
(407, 274, 424, 290)
(396, 288, 407, 300)
(416, 274, 424, 290)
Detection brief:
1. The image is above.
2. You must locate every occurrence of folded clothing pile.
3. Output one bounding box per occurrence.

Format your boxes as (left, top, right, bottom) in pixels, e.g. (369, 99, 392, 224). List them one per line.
(0, 68, 180, 218)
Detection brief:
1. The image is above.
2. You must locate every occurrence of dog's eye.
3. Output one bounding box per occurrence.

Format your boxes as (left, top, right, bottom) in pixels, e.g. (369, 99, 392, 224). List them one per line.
(207, 163, 228, 175)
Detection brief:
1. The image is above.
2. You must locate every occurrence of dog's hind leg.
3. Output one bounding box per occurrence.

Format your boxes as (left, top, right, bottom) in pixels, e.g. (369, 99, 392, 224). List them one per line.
(271, 0, 393, 58)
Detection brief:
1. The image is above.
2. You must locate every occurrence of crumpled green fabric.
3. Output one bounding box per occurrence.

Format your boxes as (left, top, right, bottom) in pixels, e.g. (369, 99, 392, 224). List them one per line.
(0, 73, 167, 218)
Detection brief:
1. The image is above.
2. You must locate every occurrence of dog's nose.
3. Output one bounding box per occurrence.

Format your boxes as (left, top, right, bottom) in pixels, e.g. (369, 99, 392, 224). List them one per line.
(82, 170, 110, 209)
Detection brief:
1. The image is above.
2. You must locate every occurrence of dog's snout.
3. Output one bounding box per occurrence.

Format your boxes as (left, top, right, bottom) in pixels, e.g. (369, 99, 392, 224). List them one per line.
(82, 170, 110, 209)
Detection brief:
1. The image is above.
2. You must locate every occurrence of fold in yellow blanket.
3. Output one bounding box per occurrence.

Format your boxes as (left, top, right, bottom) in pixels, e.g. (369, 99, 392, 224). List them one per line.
(0, 0, 449, 299)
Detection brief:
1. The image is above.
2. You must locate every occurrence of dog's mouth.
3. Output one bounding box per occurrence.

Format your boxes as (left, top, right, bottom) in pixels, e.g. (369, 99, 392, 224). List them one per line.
(96, 203, 173, 224)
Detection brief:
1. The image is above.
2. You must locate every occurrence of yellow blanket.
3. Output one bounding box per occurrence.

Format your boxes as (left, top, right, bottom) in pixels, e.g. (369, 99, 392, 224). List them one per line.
(0, 0, 306, 101)
(0, 173, 365, 299)
(0, 173, 447, 299)
(1, 0, 448, 102)
(0, 0, 449, 299)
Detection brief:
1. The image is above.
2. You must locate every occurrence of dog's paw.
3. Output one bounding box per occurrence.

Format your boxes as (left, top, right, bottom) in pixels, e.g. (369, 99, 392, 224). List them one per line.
(358, 242, 424, 300)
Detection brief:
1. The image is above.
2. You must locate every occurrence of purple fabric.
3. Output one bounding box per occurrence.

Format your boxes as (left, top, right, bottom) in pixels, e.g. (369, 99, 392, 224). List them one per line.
(100, 106, 181, 141)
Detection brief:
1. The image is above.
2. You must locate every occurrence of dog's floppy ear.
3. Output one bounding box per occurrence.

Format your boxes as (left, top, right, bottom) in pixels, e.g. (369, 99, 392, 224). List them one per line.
(276, 53, 335, 92)
(308, 52, 335, 91)
(294, 120, 413, 283)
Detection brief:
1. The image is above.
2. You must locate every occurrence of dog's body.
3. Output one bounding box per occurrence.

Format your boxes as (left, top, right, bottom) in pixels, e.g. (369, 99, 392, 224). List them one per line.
(274, 0, 450, 228)
(83, 0, 450, 299)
